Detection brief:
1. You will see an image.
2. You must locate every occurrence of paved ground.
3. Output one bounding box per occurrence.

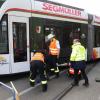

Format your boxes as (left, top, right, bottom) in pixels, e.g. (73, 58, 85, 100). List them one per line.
(0, 62, 97, 100)
(0, 70, 73, 100)
(62, 62, 100, 100)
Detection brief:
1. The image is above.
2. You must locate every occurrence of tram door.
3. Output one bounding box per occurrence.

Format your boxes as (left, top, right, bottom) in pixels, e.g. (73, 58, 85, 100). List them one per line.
(9, 16, 30, 73)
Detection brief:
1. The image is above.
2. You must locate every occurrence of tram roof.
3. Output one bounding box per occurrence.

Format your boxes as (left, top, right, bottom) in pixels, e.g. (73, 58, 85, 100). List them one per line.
(0, 0, 88, 23)
(36, 0, 84, 11)
(0, 0, 100, 24)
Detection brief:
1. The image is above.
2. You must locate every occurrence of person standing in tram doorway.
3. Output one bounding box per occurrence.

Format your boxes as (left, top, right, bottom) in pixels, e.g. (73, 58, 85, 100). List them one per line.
(45, 34, 60, 78)
(70, 39, 89, 87)
(29, 50, 47, 92)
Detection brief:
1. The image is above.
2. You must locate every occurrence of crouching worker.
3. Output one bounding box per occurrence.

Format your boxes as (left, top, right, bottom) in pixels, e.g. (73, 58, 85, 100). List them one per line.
(30, 50, 47, 92)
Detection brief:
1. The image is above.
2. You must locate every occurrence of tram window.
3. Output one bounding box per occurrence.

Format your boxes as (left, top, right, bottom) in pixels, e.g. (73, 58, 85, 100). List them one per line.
(0, 15, 8, 54)
(95, 26, 100, 47)
(71, 23, 81, 39)
(13, 22, 27, 62)
(29, 17, 44, 51)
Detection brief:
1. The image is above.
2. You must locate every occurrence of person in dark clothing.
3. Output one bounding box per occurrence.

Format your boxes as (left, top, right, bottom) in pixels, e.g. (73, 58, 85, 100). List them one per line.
(70, 39, 89, 87)
(30, 50, 47, 92)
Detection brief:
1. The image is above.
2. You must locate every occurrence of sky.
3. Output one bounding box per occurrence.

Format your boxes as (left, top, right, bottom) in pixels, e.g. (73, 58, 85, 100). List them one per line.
(49, 0, 100, 16)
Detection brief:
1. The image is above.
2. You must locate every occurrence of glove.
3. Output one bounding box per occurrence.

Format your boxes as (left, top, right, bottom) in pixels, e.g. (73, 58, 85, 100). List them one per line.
(68, 62, 71, 67)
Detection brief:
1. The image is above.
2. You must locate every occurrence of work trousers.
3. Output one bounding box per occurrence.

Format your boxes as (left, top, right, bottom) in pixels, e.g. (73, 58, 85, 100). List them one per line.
(30, 60, 47, 85)
(74, 68, 89, 84)
(49, 55, 59, 76)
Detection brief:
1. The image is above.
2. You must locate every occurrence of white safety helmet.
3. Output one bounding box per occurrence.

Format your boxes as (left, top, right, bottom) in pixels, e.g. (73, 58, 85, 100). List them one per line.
(45, 34, 55, 42)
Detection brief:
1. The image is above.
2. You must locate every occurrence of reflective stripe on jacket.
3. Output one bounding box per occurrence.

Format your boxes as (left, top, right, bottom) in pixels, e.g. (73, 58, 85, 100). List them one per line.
(49, 38, 59, 55)
(31, 52, 44, 62)
(70, 42, 86, 61)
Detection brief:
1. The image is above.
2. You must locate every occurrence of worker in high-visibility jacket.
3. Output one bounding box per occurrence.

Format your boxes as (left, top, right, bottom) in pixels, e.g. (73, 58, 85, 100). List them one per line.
(30, 50, 47, 92)
(70, 39, 89, 87)
(47, 34, 60, 78)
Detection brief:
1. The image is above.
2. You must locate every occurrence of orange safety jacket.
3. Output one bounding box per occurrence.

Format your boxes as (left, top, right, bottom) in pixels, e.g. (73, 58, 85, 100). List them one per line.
(49, 38, 59, 55)
(31, 52, 44, 62)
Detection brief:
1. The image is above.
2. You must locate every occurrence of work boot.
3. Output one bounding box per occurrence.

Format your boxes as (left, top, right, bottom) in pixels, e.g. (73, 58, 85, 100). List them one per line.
(83, 83, 89, 87)
(55, 73, 59, 78)
(46, 75, 50, 81)
(42, 84, 47, 92)
(30, 82, 35, 87)
(71, 82, 79, 86)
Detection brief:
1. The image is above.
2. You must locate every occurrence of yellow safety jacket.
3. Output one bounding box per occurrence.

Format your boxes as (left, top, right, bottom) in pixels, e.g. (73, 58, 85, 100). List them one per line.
(31, 52, 44, 62)
(49, 38, 59, 55)
(70, 42, 86, 61)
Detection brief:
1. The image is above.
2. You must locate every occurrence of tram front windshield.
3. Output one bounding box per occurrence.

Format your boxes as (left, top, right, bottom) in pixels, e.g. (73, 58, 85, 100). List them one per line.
(0, 14, 8, 54)
(0, 0, 6, 7)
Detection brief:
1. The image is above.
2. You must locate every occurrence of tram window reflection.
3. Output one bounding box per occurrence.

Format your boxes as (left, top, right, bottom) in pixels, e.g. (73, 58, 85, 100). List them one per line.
(94, 26, 100, 47)
(13, 22, 27, 62)
(0, 15, 8, 54)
